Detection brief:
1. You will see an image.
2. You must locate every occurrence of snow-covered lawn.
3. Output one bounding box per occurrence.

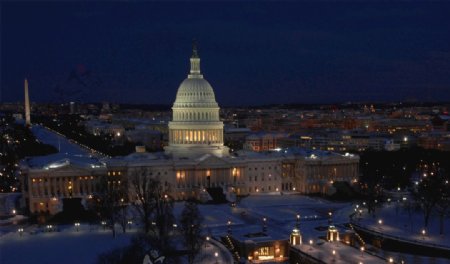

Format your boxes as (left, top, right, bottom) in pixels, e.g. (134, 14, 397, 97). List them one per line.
(0, 225, 135, 264)
(31, 125, 90, 156)
(356, 202, 450, 248)
(1, 195, 448, 264)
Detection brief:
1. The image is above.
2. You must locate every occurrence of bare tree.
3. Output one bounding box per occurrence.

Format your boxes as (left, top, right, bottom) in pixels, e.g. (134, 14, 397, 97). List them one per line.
(180, 199, 203, 264)
(91, 174, 127, 238)
(403, 199, 419, 233)
(129, 167, 174, 252)
(435, 170, 450, 235)
(414, 171, 441, 228)
(130, 167, 157, 234)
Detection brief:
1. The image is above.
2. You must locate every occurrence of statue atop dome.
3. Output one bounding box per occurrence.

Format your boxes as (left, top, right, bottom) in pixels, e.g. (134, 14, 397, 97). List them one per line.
(189, 40, 202, 77)
(192, 39, 199, 58)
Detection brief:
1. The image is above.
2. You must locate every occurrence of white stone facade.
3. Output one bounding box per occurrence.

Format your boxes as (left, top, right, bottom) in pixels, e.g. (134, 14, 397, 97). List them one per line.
(165, 44, 229, 158)
(20, 45, 360, 214)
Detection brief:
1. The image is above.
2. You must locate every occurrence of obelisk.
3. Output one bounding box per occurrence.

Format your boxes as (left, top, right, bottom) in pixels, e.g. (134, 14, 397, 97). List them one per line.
(24, 78, 31, 126)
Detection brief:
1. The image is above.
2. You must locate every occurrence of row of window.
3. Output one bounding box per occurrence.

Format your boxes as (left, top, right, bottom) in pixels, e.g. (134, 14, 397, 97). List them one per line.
(31, 176, 94, 183)
(248, 175, 278, 182)
(248, 166, 278, 171)
(248, 186, 279, 193)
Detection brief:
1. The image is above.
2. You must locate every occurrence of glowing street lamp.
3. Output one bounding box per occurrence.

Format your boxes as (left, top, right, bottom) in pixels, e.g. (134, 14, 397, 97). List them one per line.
(205, 236, 210, 248)
(389, 257, 394, 263)
(328, 211, 333, 225)
(214, 252, 219, 264)
(74, 222, 80, 232)
(360, 246, 365, 257)
(378, 219, 383, 230)
(227, 220, 232, 235)
(18, 227, 24, 236)
(309, 239, 313, 250)
(262, 217, 267, 232)
(332, 250, 336, 261)
(296, 214, 300, 228)
(422, 229, 426, 239)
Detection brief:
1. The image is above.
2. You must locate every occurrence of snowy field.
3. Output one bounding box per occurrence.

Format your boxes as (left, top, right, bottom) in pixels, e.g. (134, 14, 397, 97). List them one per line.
(31, 125, 90, 156)
(0, 226, 135, 264)
(357, 202, 450, 248)
(1, 194, 449, 263)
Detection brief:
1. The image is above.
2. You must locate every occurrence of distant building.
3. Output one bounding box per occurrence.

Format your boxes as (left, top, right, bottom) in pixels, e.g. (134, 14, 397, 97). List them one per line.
(244, 132, 288, 152)
(19, 154, 108, 215)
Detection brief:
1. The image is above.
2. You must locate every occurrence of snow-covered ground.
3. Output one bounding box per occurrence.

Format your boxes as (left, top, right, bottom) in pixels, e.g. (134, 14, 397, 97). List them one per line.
(0, 225, 135, 264)
(1, 195, 448, 263)
(31, 125, 91, 156)
(356, 202, 450, 248)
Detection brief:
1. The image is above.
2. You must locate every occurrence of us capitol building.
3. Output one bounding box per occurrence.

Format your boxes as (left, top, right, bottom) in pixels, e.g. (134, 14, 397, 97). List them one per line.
(21, 45, 359, 214)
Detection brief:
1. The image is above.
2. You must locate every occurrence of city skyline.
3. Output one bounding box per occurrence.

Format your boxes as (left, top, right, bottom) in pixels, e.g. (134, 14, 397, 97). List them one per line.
(2, 2, 450, 105)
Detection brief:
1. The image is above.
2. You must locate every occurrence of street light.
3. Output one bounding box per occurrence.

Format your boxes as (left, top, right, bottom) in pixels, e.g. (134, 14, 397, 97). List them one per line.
(332, 250, 336, 261)
(205, 236, 210, 248)
(309, 239, 313, 250)
(296, 214, 300, 228)
(18, 227, 24, 236)
(389, 257, 394, 263)
(378, 219, 383, 230)
(227, 220, 232, 235)
(74, 222, 80, 232)
(422, 229, 426, 239)
(328, 211, 333, 225)
(214, 252, 219, 264)
(262, 217, 267, 232)
(360, 246, 365, 257)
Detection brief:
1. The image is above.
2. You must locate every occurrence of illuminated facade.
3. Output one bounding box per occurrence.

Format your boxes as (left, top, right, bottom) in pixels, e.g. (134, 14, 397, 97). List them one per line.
(20, 155, 108, 214)
(20, 45, 360, 214)
(164, 43, 229, 158)
(108, 46, 359, 200)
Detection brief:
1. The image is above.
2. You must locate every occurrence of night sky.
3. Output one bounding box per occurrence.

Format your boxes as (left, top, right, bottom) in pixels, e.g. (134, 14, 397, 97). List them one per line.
(2, 2, 450, 106)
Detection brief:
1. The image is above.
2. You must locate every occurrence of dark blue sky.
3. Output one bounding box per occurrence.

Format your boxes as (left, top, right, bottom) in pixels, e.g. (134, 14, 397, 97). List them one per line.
(2, 2, 450, 106)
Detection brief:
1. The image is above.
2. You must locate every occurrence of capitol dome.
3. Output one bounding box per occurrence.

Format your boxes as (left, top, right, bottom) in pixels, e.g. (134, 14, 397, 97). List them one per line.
(173, 78, 219, 108)
(165, 43, 229, 158)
